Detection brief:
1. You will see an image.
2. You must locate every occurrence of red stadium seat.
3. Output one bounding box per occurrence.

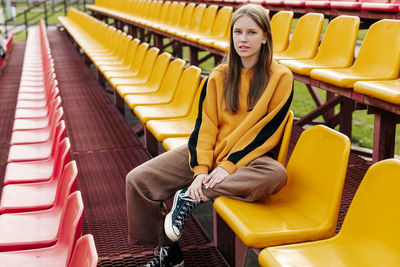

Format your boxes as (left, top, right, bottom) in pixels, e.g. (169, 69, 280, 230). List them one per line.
(0, 191, 84, 266)
(0, 161, 77, 214)
(69, 235, 98, 267)
(12, 106, 63, 131)
(7, 120, 65, 163)
(4, 138, 70, 185)
(0, 191, 83, 252)
(362, 0, 399, 11)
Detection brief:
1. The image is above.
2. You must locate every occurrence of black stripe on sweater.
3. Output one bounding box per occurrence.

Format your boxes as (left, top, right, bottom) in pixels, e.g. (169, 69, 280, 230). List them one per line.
(227, 86, 294, 164)
(189, 78, 209, 168)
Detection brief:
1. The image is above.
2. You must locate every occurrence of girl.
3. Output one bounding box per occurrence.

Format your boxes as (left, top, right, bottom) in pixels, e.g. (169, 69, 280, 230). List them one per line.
(126, 4, 293, 266)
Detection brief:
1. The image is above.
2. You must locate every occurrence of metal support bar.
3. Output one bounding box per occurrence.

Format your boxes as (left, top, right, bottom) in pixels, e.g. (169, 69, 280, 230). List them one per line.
(370, 109, 400, 162)
(144, 127, 159, 157)
(295, 95, 343, 127)
(339, 97, 354, 139)
(114, 90, 125, 115)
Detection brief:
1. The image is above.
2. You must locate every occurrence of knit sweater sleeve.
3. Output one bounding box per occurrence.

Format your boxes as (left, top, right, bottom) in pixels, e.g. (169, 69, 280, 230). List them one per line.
(188, 75, 219, 177)
(220, 64, 294, 174)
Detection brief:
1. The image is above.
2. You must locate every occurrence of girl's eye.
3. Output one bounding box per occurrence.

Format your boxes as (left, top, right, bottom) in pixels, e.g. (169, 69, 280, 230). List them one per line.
(249, 31, 256, 35)
(234, 30, 241, 34)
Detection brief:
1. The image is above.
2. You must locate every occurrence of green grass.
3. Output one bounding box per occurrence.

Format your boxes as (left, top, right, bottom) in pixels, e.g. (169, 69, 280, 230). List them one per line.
(292, 81, 400, 155)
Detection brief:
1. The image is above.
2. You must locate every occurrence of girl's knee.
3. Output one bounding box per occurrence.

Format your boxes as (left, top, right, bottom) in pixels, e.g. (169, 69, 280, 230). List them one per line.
(271, 162, 287, 193)
(126, 166, 145, 188)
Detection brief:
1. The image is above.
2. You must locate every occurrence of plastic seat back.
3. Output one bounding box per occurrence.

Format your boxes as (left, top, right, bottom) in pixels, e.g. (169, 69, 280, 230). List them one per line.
(260, 159, 400, 266)
(167, 65, 201, 115)
(188, 4, 206, 32)
(139, 0, 152, 20)
(275, 13, 324, 59)
(69, 235, 98, 267)
(197, 5, 218, 35)
(276, 125, 350, 234)
(351, 19, 400, 78)
(339, 159, 400, 250)
(132, 47, 160, 83)
(129, 42, 149, 76)
(146, 0, 162, 23)
(52, 137, 71, 183)
(162, 1, 178, 27)
(271, 11, 293, 52)
(312, 15, 360, 68)
(142, 52, 172, 88)
(155, 58, 186, 98)
(58, 191, 84, 264)
(156, 1, 171, 25)
(209, 6, 233, 39)
(177, 3, 195, 30)
(56, 161, 78, 209)
(169, 2, 186, 28)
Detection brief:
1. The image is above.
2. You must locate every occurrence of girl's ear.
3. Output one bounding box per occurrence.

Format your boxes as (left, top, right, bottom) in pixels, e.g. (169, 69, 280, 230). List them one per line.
(262, 33, 267, 44)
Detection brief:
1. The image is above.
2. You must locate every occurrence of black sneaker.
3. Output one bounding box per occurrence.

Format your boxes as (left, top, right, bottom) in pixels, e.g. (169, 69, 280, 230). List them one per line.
(143, 243, 184, 267)
(164, 187, 199, 242)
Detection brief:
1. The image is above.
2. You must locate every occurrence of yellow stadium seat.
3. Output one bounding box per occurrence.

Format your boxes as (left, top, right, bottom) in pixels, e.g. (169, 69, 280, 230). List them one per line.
(98, 38, 140, 74)
(92, 33, 132, 68)
(143, 0, 170, 28)
(106, 42, 149, 85)
(153, 1, 179, 31)
(354, 79, 400, 104)
(133, 66, 201, 123)
(145, 78, 206, 141)
(280, 15, 360, 75)
(159, 2, 186, 32)
(185, 5, 218, 42)
(197, 6, 233, 47)
(212, 26, 230, 52)
(214, 125, 350, 262)
(124, 58, 185, 109)
(173, 4, 206, 38)
(274, 13, 324, 61)
(107, 46, 159, 86)
(311, 19, 400, 88)
(115, 52, 172, 98)
(259, 158, 400, 267)
(166, 3, 195, 36)
(112, 0, 136, 22)
(134, 0, 152, 25)
(136, 0, 162, 27)
(271, 11, 293, 53)
(162, 137, 189, 151)
(83, 26, 119, 56)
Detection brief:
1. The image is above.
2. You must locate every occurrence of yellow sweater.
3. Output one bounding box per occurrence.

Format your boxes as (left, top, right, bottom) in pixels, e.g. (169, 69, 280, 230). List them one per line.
(188, 61, 293, 177)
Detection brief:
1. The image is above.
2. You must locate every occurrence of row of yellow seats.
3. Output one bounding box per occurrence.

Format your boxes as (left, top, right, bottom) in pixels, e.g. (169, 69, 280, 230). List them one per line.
(88, 0, 400, 105)
(86, 0, 300, 54)
(275, 11, 400, 105)
(90, 0, 400, 105)
(59, 8, 206, 151)
(87, 0, 233, 52)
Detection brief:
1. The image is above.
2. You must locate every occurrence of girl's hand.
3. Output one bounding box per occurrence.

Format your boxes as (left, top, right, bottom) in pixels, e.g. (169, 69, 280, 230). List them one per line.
(203, 167, 229, 189)
(188, 174, 207, 202)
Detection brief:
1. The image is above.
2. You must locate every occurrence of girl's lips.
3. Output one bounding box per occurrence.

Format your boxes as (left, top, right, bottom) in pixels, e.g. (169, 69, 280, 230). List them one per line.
(239, 46, 250, 51)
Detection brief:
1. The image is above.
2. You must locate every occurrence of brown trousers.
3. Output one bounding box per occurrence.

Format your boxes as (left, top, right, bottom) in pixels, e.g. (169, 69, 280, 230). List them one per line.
(126, 145, 287, 247)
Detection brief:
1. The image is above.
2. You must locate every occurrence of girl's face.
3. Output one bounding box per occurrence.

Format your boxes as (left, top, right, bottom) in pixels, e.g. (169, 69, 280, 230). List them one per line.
(232, 15, 267, 69)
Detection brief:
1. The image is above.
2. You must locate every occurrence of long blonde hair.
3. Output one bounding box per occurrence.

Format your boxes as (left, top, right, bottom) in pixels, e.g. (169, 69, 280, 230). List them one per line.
(223, 4, 273, 112)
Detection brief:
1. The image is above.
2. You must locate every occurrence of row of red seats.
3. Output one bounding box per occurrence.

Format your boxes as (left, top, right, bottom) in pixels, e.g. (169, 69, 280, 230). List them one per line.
(0, 21, 98, 267)
(204, 0, 400, 18)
